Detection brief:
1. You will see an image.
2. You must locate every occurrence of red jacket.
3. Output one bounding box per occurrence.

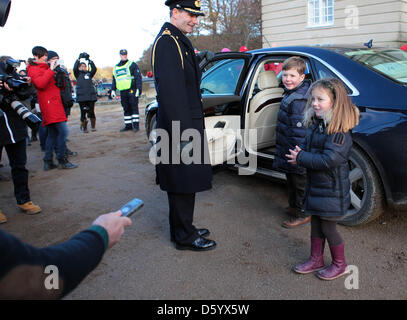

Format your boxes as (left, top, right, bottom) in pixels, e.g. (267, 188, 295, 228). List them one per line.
(27, 62, 67, 126)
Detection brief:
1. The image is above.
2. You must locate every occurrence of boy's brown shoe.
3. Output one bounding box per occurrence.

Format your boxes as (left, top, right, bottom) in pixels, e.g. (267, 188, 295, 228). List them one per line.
(18, 202, 42, 215)
(282, 216, 311, 229)
(0, 210, 7, 224)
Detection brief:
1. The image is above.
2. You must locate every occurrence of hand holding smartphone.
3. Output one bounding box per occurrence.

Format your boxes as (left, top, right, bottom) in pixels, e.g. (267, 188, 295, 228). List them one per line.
(120, 198, 144, 217)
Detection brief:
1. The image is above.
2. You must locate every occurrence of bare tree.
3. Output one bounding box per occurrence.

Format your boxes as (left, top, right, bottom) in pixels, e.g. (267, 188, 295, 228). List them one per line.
(196, 0, 261, 50)
(137, 0, 262, 73)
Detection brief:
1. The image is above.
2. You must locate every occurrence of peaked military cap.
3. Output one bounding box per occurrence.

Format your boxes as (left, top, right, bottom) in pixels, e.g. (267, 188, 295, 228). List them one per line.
(165, 0, 205, 16)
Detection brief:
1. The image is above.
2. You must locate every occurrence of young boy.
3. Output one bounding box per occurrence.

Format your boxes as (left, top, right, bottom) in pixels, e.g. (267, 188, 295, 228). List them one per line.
(273, 56, 311, 228)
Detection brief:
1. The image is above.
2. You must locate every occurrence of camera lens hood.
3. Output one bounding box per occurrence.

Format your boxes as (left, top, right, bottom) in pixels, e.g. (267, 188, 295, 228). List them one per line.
(0, 0, 11, 27)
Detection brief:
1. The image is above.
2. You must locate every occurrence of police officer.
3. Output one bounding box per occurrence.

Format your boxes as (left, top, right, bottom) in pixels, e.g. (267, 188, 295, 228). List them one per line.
(112, 49, 142, 133)
(151, 0, 216, 251)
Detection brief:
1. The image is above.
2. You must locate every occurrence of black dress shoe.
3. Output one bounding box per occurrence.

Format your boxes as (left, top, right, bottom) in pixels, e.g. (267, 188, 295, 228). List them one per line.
(170, 228, 210, 242)
(198, 228, 210, 237)
(175, 237, 216, 251)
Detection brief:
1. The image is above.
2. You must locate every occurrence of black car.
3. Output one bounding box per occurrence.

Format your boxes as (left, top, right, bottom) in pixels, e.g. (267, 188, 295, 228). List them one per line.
(145, 46, 407, 226)
(96, 82, 112, 97)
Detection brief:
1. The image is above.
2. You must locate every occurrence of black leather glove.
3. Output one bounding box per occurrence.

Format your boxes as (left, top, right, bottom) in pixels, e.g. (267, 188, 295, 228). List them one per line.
(197, 50, 215, 63)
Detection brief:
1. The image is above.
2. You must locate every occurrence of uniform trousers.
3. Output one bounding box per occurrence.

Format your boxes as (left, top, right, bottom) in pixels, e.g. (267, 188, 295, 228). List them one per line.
(120, 90, 139, 129)
(167, 192, 199, 245)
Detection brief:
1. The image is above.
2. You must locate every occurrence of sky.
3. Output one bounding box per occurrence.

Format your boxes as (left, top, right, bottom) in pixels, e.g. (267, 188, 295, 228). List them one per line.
(0, 0, 170, 69)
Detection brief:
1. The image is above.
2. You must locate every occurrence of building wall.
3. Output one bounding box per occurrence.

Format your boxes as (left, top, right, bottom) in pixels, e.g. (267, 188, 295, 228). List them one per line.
(262, 0, 407, 48)
(402, 0, 407, 41)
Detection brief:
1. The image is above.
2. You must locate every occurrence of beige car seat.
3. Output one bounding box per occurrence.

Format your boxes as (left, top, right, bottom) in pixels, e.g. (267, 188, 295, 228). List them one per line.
(249, 70, 284, 149)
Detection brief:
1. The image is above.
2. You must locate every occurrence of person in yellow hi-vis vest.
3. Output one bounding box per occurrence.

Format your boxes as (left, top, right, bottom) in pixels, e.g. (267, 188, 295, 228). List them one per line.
(112, 49, 142, 132)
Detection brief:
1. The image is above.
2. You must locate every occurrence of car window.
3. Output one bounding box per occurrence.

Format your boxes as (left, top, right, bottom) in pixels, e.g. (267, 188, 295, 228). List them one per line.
(201, 59, 245, 95)
(312, 59, 352, 93)
(253, 60, 285, 95)
(344, 49, 407, 84)
(275, 60, 312, 83)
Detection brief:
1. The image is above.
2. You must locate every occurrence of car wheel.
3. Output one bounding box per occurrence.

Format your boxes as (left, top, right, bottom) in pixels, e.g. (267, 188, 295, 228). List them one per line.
(339, 146, 384, 226)
(148, 113, 157, 145)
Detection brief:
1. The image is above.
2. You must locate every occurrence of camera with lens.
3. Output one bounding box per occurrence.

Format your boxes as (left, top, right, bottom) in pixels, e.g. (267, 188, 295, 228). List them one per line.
(53, 65, 66, 89)
(79, 52, 90, 60)
(0, 58, 32, 100)
(0, 58, 41, 131)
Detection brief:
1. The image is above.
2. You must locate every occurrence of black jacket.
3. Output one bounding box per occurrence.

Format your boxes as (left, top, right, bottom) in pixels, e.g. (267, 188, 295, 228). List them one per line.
(60, 68, 74, 112)
(0, 102, 27, 146)
(151, 22, 212, 193)
(297, 119, 353, 218)
(112, 60, 142, 94)
(73, 60, 97, 102)
(273, 79, 311, 174)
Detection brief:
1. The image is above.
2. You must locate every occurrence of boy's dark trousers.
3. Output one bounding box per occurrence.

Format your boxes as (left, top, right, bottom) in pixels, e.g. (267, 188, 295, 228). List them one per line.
(286, 172, 307, 218)
(3, 139, 30, 205)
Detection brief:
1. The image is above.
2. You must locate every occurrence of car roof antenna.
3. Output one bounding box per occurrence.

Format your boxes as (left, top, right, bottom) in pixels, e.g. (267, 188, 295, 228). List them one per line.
(364, 39, 373, 48)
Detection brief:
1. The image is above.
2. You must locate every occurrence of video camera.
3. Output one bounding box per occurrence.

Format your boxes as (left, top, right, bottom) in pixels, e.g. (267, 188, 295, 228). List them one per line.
(79, 52, 90, 60)
(0, 58, 41, 131)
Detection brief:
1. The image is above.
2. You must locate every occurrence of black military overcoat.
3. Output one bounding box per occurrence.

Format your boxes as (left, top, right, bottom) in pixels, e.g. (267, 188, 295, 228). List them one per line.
(152, 22, 212, 193)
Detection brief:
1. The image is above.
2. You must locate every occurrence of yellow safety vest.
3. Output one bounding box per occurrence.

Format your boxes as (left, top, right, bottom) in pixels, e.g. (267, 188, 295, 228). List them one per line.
(113, 61, 134, 91)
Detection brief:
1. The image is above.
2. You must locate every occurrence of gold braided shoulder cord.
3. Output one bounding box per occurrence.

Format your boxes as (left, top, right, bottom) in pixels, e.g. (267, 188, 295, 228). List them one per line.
(152, 30, 184, 71)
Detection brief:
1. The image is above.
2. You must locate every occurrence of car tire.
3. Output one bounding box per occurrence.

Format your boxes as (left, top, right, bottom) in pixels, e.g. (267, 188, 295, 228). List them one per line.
(339, 146, 384, 226)
(148, 113, 157, 145)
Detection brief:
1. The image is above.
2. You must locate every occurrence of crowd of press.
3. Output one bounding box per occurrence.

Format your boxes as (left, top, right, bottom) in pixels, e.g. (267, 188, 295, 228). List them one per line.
(0, 45, 144, 224)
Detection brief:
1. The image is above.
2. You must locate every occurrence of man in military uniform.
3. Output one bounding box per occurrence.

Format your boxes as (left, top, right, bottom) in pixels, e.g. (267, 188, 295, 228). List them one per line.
(151, 0, 216, 251)
(112, 49, 142, 132)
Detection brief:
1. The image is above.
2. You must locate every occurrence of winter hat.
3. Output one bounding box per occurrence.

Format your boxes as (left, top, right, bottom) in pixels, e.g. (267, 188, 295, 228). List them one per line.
(47, 50, 59, 60)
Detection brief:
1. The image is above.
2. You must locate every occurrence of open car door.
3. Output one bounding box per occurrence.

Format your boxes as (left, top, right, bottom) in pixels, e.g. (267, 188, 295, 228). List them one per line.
(200, 52, 251, 165)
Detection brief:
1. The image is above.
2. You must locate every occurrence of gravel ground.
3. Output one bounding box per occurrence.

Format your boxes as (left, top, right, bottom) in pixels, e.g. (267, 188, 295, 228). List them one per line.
(1, 103, 406, 300)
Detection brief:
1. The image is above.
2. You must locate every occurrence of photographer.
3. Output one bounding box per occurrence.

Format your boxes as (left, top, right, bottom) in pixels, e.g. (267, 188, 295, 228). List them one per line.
(73, 53, 97, 133)
(47, 51, 74, 119)
(27, 46, 77, 170)
(47, 51, 77, 158)
(18, 69, 39, 143)
(0, 73, 41, 223)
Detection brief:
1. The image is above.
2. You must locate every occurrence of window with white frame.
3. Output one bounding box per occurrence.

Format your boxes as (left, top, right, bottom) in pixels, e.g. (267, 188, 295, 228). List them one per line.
(308, 0, 334, 27)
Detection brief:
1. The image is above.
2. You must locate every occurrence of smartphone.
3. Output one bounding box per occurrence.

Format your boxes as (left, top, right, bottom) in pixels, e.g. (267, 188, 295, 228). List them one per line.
(120, 198, 144, 217)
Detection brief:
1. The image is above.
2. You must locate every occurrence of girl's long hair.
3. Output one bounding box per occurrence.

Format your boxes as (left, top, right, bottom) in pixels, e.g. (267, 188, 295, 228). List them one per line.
(303, 78, 360, 134)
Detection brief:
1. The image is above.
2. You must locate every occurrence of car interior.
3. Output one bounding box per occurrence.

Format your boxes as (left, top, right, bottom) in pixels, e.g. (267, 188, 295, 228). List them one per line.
(244, 57, 313, 159)
(203, 55, 315, 166)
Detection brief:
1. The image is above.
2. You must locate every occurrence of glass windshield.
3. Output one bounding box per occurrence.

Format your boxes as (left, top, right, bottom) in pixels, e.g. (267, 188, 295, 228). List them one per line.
(344, 49, 407, 84)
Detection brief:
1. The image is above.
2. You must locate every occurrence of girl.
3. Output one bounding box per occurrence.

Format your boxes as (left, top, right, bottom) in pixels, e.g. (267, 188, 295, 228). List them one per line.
(286, 78, 360, 280)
